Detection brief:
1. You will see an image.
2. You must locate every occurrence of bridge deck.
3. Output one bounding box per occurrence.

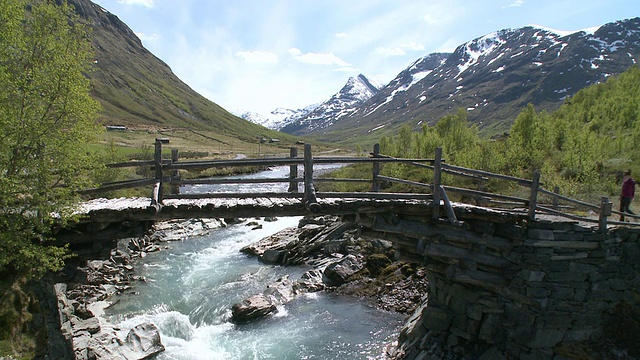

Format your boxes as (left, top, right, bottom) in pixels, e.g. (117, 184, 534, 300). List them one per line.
(78, 196, 527, 224)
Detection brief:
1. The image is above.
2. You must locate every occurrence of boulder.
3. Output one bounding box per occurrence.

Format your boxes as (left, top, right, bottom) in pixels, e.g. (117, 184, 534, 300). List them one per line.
(231, 271, 328, 323)
(87, 322, 165, 360)
(260, 249, 287, 264)
(231, 294, 277, 322)
(294, 269, 326, 293)
(122, 323, 165, 359)
(240, 227, 299, 257)
(323, 240, 350, 255)
(263, 276, 296, 303)
(323, 254, 364, 286)
(73, 332, 92, 360)
(72, 316, 101, 334)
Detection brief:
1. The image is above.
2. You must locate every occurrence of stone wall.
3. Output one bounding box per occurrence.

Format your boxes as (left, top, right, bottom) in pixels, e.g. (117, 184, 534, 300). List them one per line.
(361, 213, 640, 359)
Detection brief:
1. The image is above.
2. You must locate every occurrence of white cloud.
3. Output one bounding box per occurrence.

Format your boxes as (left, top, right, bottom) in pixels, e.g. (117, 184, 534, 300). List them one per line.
(373, 42, 425, 58)
(135, 32, 160, 43)
(400, 42, 426, 51)
(116, 0, 154, 8)
(422, 3, 456, 27)
(423, 14, 439, 25)
(434, 37, 463, 53)
(335, 32, 348, 38)
(288, 48, 302, 56)
(289, 50, 350, 67)
(374, 47, 406, 57)
(336, 66, 358, 73)
(236, 51, 278, 64)
(503, 0, 524, 8)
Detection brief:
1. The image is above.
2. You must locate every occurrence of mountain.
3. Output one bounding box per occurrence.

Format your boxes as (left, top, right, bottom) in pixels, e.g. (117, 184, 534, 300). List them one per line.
(238, 105, 319, 131)
(67, 0, 280, 142)
(296, 18, 640, 144)
(280, 74, 381, 135)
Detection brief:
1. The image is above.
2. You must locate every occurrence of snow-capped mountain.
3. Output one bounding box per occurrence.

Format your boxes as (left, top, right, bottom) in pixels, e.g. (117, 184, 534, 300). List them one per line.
(280, 74, 381, 134)
(238, 105, 318, 131)
(242, 74, 380, 132)
(235, 105, 308, 130)
(295, 17, 640, 142)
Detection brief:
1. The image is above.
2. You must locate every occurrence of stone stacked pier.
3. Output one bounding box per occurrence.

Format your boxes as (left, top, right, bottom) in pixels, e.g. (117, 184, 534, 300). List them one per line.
(358, 205, 640, 359)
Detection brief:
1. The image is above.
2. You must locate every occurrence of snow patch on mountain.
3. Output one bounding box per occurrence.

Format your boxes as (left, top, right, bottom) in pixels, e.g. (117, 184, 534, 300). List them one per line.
(527, 24, 600, 37)
(240, 74, 381, 133)
(457, 31, 507, 77)
(237, 104, 319, 130)
(279, 74, 381, 134)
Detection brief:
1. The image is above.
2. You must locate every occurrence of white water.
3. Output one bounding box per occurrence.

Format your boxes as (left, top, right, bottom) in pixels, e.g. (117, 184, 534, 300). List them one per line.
(103, 166, 405, 359)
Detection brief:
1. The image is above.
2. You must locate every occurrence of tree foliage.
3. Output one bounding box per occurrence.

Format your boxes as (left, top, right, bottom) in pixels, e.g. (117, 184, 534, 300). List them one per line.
(0, 0, 101, 280)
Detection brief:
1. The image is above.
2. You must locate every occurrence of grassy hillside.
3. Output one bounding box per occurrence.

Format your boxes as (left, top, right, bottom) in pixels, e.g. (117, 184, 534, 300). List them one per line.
(68, 0, 291, 151)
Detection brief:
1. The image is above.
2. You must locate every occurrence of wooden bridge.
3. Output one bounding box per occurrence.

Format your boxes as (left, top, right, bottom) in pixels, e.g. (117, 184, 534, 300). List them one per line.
(70, 139, 640, 357)
(66, 138, 639, 244)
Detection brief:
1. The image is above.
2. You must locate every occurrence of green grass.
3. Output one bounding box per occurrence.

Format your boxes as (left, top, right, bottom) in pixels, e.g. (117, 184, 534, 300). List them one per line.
(86, 127, 350, 198)
(0, 339, 35, 360)
(97, 128, 310, 160)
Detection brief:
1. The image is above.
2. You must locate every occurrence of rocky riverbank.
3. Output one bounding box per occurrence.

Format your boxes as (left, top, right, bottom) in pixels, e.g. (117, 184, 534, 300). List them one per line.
(54, 218, 226, 360)
(54, 215, 429, 359)
(231, 215, 429, 329)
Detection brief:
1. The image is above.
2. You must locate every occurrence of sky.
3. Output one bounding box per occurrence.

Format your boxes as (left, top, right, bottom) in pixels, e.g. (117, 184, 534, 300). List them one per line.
(91, 0, 639, 115)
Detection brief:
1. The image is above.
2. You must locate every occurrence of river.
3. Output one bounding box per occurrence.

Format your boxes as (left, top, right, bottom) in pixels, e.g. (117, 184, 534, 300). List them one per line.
(102, 166, 406, 359)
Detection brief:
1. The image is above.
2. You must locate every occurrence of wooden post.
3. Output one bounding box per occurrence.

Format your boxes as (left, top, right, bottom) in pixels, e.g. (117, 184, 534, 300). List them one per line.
(528, 171, 540, 221)
(288, 147, 298, 193)
(151, 181, 161, 210)
(152, 138, 169, 206)
(432, 147, 443, 219)
(475, 179, 485, 206)
(371, 143, 380, 192)
(439, 185, 458, 223)
(303, 143, 319, 212)
(552, 186, 560, 210)
(170, 148, 180, 195)
(599, 196, 612, 232)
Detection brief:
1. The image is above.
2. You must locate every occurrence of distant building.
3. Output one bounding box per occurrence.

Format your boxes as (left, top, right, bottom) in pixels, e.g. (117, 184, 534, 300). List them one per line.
(106, 125, 127, 131)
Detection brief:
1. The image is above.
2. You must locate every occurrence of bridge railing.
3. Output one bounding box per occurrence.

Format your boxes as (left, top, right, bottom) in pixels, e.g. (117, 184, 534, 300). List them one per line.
(82, 137, 639, 230)
(369, 145, 640, 229)
(81, 139, 436, 209)
(378, 147, 639, 230)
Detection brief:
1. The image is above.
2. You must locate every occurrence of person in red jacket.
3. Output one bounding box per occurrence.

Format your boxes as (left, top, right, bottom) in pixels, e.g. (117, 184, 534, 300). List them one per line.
(620, 170, 636, 221)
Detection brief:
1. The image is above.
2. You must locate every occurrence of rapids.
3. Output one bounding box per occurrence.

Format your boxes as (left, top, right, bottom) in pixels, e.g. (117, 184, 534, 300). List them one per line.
(102, 166, 405, 359)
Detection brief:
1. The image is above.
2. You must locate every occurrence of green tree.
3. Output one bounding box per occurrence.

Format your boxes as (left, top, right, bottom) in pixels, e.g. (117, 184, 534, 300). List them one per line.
(434, 109, 478, 166)
(505, 103, 544, 174)
(0, 0, 101, 281)
(396, 124, 413, 158)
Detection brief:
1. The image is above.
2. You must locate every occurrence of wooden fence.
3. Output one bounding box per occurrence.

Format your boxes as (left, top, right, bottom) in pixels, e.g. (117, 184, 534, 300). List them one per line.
(82, 138, 640, 230)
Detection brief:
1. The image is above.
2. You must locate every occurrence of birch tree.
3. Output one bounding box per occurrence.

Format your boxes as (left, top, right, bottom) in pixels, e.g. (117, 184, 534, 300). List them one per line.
(0, 0, 101, 280)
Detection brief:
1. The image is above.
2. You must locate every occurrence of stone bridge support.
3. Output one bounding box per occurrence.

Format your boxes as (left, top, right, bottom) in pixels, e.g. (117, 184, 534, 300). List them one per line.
(357, 209, 640, 359)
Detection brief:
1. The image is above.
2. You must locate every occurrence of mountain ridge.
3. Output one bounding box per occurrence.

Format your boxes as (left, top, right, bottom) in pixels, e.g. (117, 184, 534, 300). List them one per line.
(279, 73, 382, 134)
(238, 105, 320, 131)
(69, 0, 639, 147)
(275, 18, 640, 144)
(68, 0, 282, 142)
